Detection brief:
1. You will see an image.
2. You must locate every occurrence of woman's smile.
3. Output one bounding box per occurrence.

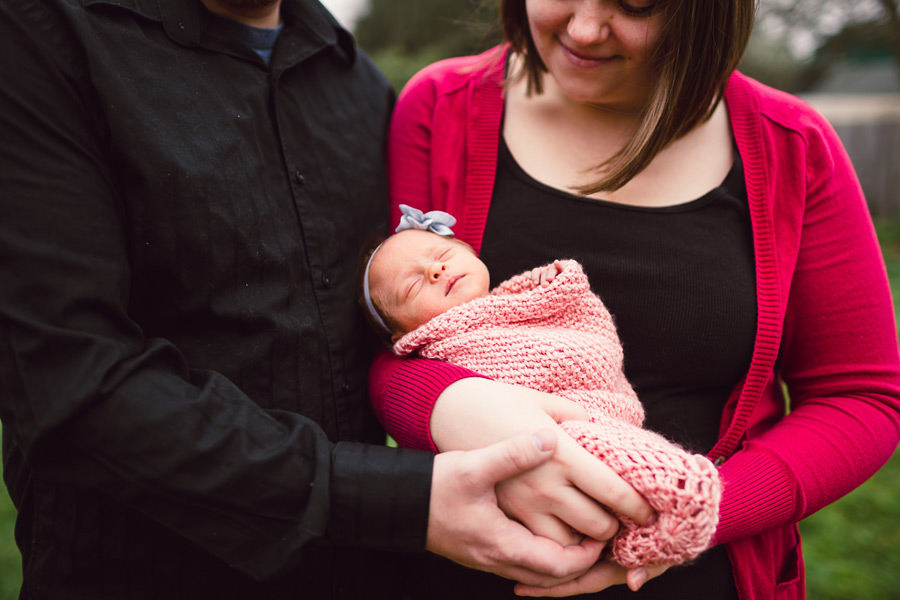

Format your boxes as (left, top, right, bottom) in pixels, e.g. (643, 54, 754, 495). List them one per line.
(559, 40, 619, 68)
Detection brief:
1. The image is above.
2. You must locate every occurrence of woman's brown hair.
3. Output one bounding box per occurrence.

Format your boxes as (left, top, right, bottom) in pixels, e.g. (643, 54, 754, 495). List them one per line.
(500, 0, 756, 193)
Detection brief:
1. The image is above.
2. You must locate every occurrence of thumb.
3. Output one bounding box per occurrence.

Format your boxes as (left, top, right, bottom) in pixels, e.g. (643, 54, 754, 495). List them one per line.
(472, 429, 558, 484)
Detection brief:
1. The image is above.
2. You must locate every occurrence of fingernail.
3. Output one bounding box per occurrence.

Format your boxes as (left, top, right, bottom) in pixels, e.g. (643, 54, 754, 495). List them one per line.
(531, 429, 554, 452)
(631, 568, 648, 591)
(646, 512, 658, 526)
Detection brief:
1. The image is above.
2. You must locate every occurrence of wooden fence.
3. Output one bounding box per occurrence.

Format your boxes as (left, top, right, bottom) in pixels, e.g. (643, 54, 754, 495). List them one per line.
(803, 94, 900, 218)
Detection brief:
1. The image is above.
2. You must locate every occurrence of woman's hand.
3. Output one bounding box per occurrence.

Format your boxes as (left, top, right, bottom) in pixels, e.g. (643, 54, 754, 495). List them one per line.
(514, 561, 670, 596)
(427, 429, 607, 586)
(430, 379, 656, 547)
(496, 432, 650, 546)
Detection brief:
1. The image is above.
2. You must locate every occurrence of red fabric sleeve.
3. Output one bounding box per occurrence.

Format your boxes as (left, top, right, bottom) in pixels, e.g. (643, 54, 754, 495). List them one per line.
(714, 87, 900, 544)
(368, 351, 485, 451)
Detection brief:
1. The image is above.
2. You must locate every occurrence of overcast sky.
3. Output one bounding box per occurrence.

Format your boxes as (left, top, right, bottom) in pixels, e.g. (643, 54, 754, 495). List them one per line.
(319, 0, 368, 30)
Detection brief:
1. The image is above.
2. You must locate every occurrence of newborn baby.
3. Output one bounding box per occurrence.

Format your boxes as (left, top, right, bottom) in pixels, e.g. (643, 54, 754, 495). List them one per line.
(362, 206, 723, 568)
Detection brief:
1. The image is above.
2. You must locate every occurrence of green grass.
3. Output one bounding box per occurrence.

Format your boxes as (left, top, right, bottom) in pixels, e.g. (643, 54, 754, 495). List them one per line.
(799, 452, 900, 600)
(2, 223, 900, 599)
(0, 461, 19, 600)
(875, 219, 900, 326)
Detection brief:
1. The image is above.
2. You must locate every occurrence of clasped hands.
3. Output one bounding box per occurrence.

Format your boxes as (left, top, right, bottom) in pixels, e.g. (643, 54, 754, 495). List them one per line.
(426, 379, 669, 596)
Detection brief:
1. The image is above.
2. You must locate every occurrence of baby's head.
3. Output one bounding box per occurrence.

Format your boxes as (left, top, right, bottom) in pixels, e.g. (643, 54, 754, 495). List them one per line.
(362, 207, 490, 342)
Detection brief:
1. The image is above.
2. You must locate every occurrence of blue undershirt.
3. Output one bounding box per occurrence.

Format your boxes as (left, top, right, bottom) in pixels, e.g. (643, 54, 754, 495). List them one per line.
(209, 13, 282, 64)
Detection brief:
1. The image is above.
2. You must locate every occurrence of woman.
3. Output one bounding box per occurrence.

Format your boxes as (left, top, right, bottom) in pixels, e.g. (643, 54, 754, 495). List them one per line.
(369, 0, 900, 598)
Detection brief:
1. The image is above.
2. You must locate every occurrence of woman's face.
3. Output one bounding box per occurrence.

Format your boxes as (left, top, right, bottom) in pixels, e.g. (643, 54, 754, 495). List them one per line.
(525, 0, 664, 110)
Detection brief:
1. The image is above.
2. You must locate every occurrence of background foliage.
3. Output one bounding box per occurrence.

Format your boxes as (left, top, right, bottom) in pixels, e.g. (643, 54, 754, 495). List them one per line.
(354, 0, 501, 90)
(354, 0, 900, 92)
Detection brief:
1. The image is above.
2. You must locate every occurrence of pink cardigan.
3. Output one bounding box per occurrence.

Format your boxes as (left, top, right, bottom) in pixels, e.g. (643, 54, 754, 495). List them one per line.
(370, 46, 900, 599)
(395, 260, 722, 567)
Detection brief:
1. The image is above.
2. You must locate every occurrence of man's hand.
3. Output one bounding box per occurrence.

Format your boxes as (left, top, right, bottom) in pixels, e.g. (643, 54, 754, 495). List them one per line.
(426, 429, 606, 586)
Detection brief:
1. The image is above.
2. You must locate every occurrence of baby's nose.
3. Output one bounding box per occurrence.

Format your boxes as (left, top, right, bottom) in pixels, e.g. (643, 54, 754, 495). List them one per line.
(428, 263, 447, 282)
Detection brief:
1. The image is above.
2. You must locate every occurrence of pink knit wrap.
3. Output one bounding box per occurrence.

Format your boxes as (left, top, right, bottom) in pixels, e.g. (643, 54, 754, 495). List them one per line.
(394, 260, 723, 567)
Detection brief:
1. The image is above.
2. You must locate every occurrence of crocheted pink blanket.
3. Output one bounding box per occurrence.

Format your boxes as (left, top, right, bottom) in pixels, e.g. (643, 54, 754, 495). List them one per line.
(394, 260, 722, 567)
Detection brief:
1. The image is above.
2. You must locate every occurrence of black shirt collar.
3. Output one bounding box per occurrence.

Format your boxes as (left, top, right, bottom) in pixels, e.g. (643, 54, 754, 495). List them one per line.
(80, 0, 356, 65)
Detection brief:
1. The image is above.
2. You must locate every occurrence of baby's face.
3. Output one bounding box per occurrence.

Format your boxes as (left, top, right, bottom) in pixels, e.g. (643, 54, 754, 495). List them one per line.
(369, 229, 490, 337)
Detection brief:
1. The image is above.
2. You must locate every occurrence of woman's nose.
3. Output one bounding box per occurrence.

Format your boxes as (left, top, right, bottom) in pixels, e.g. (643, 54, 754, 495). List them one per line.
(427, 262, 447, 282)
(568, 4, 612, 46)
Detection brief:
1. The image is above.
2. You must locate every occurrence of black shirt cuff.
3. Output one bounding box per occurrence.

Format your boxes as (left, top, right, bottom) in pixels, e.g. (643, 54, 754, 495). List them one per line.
(328, 442, 433, 550)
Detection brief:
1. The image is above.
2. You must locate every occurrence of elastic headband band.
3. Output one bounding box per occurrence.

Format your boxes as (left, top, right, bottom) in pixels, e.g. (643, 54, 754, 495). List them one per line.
(362, 240, 390, 335)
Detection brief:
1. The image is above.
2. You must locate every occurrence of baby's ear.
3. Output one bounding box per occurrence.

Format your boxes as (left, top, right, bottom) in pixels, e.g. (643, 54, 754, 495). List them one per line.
(390, 331, 403, 344)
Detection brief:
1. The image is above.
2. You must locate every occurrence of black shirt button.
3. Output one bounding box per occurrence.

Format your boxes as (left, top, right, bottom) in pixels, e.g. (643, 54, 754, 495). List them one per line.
(295, 171, 305, 184)
(321, 273, 331, 287)
(342, 381, 351, 393)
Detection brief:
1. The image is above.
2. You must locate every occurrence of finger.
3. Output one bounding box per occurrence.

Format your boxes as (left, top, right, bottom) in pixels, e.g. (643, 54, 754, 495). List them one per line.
(627, 564, 669, 592)
(546, 265, 557, 281)
(531, 268, 541, 286)
(501, 504, 585, 547)
(472, 429, 558, 484)
(514, 560, 626, 597)
(540, 484, 621, 543)
(627, 568, 648, 592)
(557, 435, 657, 526)
(498, 535, 606, 587)
(496, 469, 619, 544)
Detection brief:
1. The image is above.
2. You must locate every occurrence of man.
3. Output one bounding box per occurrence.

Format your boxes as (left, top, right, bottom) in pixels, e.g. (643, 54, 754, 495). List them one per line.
(0, 0, 628, 597)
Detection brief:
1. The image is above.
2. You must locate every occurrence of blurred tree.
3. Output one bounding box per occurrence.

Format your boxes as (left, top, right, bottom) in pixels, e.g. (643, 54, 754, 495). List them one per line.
(804, 19, 898, 90)
(354, 0, 501, 89)
(357, 0, 900, 92)
(355, 0, 498, 56)
(877, 0, 900, 75)
(740, 30, 809, 92)
(756, 0, 900, 87)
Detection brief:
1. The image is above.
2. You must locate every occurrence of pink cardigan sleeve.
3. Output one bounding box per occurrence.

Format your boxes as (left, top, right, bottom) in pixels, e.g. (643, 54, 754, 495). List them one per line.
(713, 93, 900, 544)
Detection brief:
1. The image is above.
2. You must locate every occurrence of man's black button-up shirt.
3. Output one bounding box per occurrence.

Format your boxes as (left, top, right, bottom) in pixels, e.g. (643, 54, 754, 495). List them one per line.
(0, 0, 432, 596)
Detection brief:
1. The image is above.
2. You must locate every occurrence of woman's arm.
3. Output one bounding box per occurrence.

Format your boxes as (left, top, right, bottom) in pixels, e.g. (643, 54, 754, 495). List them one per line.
(715, 104, 900, 544)
(369, 350, 479, 451)
(370, 343, 657, 547)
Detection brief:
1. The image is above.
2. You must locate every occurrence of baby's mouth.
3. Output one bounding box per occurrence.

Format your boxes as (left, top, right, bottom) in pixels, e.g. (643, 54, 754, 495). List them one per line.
(446, 275, 463, 295)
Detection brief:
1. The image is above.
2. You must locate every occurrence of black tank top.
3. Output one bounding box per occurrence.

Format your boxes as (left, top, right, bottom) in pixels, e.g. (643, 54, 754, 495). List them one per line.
(406, 138, 755, 600)
(481, 137, 757, 456)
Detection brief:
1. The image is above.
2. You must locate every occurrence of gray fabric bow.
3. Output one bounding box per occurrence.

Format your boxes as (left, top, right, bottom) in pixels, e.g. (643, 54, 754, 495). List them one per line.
(395, 204, 456, 236)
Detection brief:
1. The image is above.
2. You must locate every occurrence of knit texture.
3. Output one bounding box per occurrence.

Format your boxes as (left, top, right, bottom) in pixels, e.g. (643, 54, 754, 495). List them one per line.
(394, 260, 723, 567)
